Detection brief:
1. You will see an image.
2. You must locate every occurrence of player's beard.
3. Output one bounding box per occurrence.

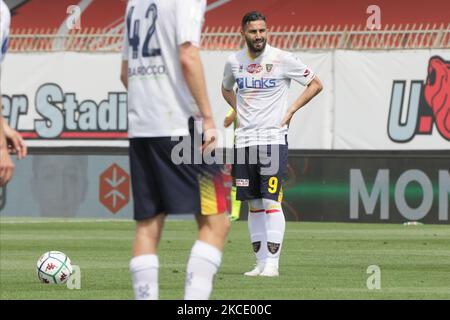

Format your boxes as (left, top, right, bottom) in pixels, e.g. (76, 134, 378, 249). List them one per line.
(246, 37, 267, 54)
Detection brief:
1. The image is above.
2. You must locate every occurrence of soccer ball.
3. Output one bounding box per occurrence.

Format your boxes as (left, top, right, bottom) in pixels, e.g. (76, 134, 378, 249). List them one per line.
(36, 251, 73, 284)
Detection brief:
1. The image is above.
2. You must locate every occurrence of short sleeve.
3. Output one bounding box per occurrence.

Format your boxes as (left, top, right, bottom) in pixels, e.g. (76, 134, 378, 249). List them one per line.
(284, 53, 315, 86)
(176, 0, 206, 47)
(222, 58, 235, 90)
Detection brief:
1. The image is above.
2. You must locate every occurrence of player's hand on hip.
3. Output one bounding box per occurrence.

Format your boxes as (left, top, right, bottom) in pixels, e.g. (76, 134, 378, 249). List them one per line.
(223, 116, 234, 128)
(280, 111, 294, 128)
(202, 117, 218, 153)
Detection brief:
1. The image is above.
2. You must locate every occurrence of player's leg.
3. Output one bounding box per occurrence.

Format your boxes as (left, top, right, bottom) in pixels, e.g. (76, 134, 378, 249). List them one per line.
(128, 138, 164, 300)
(183, 164, 231, 300)
(235, 146, 267, 275)
(260, 197, 285, 277)
(184, 213, 230, 300)
(229, 163, 242, 221)
(245, 198, 267, 276)
(130, 214, 165, 300)
(258, 144, 288, 277)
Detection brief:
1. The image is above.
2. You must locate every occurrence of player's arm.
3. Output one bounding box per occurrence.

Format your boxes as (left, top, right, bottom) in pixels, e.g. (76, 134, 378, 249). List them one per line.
(221, 58, 236, 113)
(1, 117, 27, 159)
(0, 115, 15, 186)
(120, 4, 129, 91)
(120, 60, 128, 90)
(221, 86, 237, 111)
(280, 77, 323, 127)
(223, 108, 236, 128)
(179, 42, 216, 151)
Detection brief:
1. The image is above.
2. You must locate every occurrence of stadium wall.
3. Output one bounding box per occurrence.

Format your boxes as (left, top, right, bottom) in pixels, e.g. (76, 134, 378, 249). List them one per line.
(1, 150, 448, 224)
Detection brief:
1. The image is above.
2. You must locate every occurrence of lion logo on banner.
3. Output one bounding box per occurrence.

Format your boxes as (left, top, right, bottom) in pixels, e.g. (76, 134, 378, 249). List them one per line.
(388, 55, 450, 142)
(424, 56, 450, 140)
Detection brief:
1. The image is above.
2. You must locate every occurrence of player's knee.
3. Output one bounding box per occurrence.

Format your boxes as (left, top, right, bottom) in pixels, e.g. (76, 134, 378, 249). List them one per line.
(207, 214, 231, 241)
(217, 214, 231, 239)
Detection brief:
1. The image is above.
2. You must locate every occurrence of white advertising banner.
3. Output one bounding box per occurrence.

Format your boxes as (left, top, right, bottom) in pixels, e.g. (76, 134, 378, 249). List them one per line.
(1, 52, 128, 148)
(334, 50, 450, 150)
(1, 50, 449, 150)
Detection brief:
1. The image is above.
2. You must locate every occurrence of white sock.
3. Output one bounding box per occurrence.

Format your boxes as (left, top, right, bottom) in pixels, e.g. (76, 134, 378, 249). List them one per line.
(262, 198, 285, 268)
(184, 240, 222, 300)
(129, 254, 159, 300)
(248, 199, 267, 267)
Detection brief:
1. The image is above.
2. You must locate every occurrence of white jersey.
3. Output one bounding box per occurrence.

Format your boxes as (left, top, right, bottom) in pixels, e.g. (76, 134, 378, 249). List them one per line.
(0, 0, 10, 64)
(222, 44, 315, 148)
(123, 0, 206, 138)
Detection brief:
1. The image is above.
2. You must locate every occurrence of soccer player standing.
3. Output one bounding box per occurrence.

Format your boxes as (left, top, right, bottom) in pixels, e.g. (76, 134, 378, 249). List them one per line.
(222, 11, 322, 277)
(1, 0, 27, 186)
(121, 0, 230, 299)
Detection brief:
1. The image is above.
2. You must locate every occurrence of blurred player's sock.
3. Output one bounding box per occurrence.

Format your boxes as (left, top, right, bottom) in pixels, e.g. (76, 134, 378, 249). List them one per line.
(129, 254, 159, 300)
(261, 198, 285, 275)
(184, 240, 222, 300)
(229, 186, 241, 221)
(245, 198, 267, 275)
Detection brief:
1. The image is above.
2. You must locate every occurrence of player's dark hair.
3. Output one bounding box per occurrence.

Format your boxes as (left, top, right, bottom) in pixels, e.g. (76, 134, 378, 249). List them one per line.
(241, 11, 266, 30)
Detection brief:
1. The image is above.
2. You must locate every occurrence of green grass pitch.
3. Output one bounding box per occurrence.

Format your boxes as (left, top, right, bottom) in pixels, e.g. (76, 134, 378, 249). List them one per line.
(0, 218, 449, 300)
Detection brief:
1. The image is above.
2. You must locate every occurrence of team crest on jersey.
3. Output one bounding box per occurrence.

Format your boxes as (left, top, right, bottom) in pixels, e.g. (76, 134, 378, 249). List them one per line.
(266, 64, 273, 73)
(247, 63, 263, 74)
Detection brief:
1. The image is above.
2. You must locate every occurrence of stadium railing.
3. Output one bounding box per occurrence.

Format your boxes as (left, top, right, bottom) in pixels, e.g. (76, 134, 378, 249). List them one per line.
(8, 23, 450, 52)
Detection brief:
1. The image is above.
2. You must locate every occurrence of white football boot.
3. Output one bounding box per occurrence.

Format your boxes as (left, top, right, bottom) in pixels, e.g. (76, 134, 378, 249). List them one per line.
(260, 263, 279, 277)
(244, 263, 265, 276)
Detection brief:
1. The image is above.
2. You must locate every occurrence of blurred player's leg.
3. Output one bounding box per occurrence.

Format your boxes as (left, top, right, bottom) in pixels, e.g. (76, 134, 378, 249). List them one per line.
(244, 198, 267, 276)
(129, 214, 165, 300)
(185, 213, 230, 300)
(260, 198, 285, 277)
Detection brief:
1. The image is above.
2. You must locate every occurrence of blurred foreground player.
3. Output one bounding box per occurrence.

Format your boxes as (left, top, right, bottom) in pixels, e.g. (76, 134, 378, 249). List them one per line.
(1, 0, 27, 186)
(121, 0, 230, 300)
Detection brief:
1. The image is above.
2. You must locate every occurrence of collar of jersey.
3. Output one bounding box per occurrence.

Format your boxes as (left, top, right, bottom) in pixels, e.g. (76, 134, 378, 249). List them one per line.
(246, 44, 271, 61)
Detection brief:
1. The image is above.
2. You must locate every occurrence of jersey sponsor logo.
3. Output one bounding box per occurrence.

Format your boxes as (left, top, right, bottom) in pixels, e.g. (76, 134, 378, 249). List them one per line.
(236, 77, 276, 89)
(128, 64, 166, 77)
(239, 64, 244, 73)
(236, 179, 249, 187)
(303, 69, 311, 77)
(387, 55, 450, 143)
(247, 63, 263, 74)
